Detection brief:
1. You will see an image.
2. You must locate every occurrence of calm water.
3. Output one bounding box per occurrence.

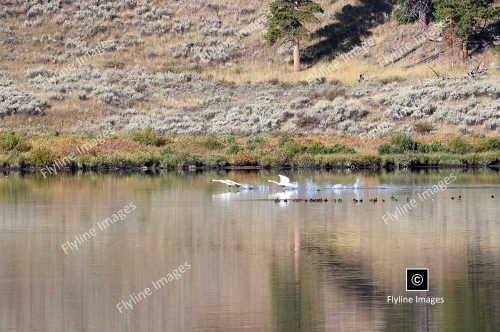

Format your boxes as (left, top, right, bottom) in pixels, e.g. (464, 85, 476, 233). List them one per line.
(0, 170, 499, 332)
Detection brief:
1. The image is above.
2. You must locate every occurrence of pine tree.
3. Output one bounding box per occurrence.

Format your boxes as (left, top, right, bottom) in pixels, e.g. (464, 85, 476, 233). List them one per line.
(265, 0, 323, 72)
(395, 0, 432, 28)
(433, 0, 499, 59)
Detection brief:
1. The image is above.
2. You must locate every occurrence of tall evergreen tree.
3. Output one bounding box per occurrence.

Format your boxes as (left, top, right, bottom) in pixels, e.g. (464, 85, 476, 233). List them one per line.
(433, 0, 499, 58)
(265, 0, 323, 72)
(395, 0, 432, 28)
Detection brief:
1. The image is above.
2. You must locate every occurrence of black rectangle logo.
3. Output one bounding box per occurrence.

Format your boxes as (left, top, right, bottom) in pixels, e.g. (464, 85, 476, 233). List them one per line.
(406, 268, 429, 291)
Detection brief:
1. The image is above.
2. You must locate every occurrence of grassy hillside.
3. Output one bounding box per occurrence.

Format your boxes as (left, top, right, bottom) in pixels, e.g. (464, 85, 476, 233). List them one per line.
(0, 0, 498, 139)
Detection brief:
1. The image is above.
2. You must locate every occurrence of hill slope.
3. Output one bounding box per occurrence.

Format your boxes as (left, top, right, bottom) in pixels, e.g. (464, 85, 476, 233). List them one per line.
(0, 0, 498, 136)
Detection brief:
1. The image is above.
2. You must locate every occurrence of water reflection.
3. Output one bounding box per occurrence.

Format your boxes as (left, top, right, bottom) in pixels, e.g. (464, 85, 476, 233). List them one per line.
(0, 170, 499, 331)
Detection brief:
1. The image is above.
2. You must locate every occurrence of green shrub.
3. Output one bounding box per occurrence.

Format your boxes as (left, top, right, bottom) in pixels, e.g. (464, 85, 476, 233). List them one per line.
(3, 149, 23, 166)
(280, 140, 305, 157)
(75, 154, 100, 168)
(306, 143, 355, 155)
(278, 135, 293, 147)
(426, 142, 447, 153)
(25, 147, 57, 167)
(223, 135, 237, 144)
(161, 147, 174, 156)
(227, 144, 241, 154)
(0, 131, 32, 153)
(160, 153, 184, 168)
(247, 136, 266, 145)
(378, 143, 392, 154)
(202, 155, 228, 168)
(448, 137, 473, 154)
(199, 136, 223, 150)
(129, 129, 164, 147)
(476, 137, 500, 152)
(246, 143, 257, 151)
(293, 154, 319, 168)
(246, 136, 266, 151)
(307, 143, 330, 155)
(258, 150, 289, 167)
(390, 133, 419, 153)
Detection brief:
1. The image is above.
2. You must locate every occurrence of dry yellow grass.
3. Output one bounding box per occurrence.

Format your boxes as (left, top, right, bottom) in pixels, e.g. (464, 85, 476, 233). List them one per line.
(202, 57, 496, 86)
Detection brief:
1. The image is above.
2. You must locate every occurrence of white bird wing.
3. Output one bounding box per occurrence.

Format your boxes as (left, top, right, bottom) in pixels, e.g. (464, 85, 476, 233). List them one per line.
(226, 180, 242, 187)
(278, 175, 290, 185)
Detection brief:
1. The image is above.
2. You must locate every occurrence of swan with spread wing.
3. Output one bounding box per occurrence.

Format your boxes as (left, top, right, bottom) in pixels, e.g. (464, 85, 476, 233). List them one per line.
(268, 175, 298, 189)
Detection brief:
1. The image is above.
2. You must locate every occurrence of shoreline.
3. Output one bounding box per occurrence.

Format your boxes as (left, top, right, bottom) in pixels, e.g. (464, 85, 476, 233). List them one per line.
(1, 131, 499, 173)
(1, 161, 499, 174)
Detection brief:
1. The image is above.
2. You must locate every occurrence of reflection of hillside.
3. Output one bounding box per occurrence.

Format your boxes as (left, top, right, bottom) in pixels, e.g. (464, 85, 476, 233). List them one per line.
(270, 244, 386, 332)
(0, 171, 498, 331)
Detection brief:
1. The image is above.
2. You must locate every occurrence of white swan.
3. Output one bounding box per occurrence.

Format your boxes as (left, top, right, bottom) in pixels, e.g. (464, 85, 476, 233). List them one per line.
(212, 179, 254, 189)
(353, 177, 362, 189)
(212, 179, 242, 188)
(268, 175, 298, 189)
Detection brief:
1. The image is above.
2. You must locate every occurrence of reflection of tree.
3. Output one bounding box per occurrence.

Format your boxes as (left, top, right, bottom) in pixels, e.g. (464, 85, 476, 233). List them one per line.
(270, 222, 322, 332)
(439, 230, 499, 332)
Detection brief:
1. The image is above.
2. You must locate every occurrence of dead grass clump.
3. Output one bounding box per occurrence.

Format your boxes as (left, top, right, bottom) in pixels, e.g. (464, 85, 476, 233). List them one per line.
(229, 150, 258, 166)
(295, 116, 320, 129)
(413, 121, 436, 134)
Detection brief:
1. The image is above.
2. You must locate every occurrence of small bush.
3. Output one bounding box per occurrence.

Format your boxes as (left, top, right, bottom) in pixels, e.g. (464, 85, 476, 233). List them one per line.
(307, 143, 356, 155)
(278, 135, 292, 147)
(246, 136, 266, 145)
(229, 150, 258, 166)
(3, 149, 23, 166)
(129, 129, 164, 147)
(280, 140, 305, 157)
(258, 150, 289, 167)
(0, 131, 32, 153)
(223, 135, 237, 144)
(161, 147, 174, 156)
(202, 155, 228, 168)
(25, 146, 57, 167)
(227, 144, 241, 154)
(295, 116, 320, 129)
(199, 135, 223, 150)
(448, 137, 473, 154)
(413, 121, 435, 134)
(390, 133, 420, 153)
(476, 137, 500, 152)
(378, 143, 392, 155)
(426, 142, 447, 153)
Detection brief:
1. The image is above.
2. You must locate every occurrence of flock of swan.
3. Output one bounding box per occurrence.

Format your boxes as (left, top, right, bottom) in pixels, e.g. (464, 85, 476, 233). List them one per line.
(212, 175, 362, 191)
(212, 175, 498, 203)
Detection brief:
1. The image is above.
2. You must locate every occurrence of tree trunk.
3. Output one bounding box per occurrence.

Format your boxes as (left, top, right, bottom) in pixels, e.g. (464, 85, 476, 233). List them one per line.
(462, 40, 468, 61)
(293, 41, 300, 73)
(418, 10, 427, 29)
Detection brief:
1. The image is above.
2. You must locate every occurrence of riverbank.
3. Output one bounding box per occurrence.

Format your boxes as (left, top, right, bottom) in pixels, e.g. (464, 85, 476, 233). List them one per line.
(1, 131, 499, 172)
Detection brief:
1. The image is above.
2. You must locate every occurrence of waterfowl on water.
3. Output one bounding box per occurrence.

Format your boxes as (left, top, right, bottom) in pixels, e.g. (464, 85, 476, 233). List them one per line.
(268, 175, 298, 189)
(212, 179, 242, 188)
